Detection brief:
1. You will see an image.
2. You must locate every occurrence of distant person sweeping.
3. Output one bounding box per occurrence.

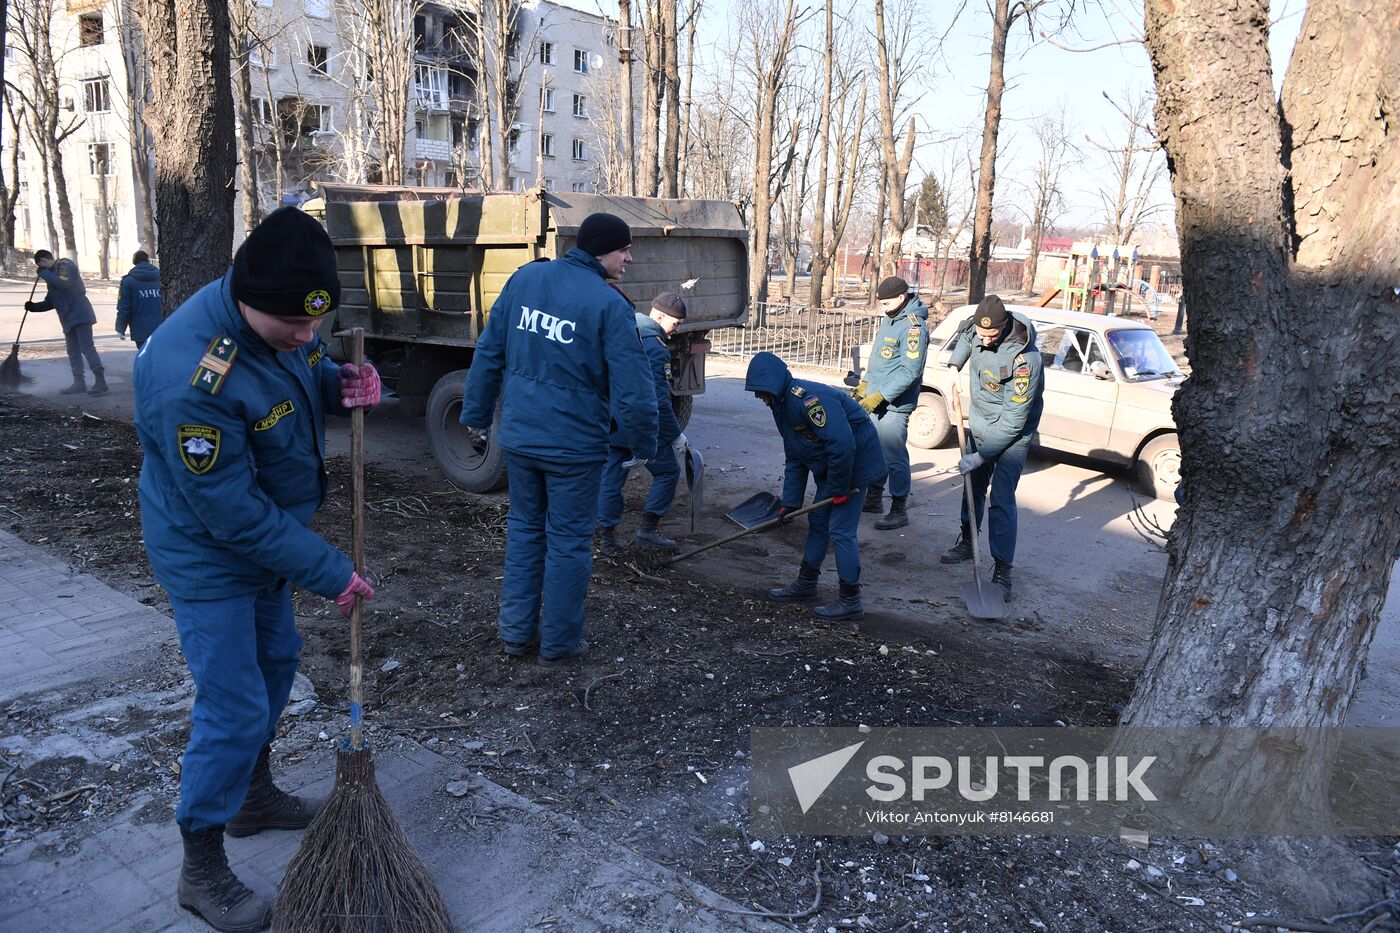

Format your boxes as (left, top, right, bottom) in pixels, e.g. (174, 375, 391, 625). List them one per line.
(116, 249, 163, 349)
(132, 207, 380, 932)
(26, 249, 107, 395)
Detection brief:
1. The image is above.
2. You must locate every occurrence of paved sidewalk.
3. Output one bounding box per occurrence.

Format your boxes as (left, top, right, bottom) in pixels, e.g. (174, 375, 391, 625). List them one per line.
(0, 528, 172, 704)
(0, 529, 772, 931)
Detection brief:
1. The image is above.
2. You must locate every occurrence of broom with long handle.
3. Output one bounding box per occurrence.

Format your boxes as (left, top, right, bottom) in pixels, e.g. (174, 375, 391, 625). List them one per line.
(274, 329, 452, 933)
(0, 277, 41, 388)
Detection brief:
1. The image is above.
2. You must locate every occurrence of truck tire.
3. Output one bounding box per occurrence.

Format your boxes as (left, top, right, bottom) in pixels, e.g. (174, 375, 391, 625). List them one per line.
(426, 369, 507, 493)
(671, 394, 693, 431)
(1135, 433, 1181, 501)
(907, 391, 952, 449)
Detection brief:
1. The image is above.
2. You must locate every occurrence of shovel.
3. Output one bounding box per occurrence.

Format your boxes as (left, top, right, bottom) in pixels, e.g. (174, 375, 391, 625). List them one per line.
(0, 277, 41, 389)
(950, 388, 1008, 620)
(666, 496, 836, 566)
(684, 443, 704, 533)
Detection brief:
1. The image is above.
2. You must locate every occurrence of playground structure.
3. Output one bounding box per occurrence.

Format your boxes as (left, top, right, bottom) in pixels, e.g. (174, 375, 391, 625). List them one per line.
(1034, 241, 1165, 321)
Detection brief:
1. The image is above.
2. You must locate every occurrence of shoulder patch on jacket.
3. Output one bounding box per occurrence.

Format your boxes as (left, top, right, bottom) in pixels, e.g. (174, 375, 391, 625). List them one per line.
(191, 336, 239, 395)
(177, 424, 221, 474)
(306, 344, 325, 368)
(806, 401, 827, 428)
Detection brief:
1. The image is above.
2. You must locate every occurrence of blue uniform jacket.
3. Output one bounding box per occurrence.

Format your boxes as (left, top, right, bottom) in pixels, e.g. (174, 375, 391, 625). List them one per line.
(946, 311, 1045, 459)
(864, 298, 930, 412)
(116, 261, 164, 344)
(133, 272, 353, 600)
(32, 259, 97, 333)
(625, 312, 682, 447)
(460, 248, 658, 463)
(745, 352, 887, 508)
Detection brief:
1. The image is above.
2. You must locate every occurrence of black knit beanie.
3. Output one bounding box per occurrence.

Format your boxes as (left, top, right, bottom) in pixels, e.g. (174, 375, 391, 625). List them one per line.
(974, 294, 1008, 329)
(576, 212, 632, 257)
(231, 206, 340, 318)
(652, 291, 687, 320)
(876, 276, 909, 300)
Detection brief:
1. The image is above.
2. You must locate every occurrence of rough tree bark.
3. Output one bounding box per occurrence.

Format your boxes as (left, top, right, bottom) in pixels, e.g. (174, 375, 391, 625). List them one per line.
(618, 0, 635, 196)
(140, 0, 237, 314)
(872, 0, 916, 285)
(966, 0, 1011, 304)
(230, 0, 261, 236)
(114, 0, 157, 250)
(678, 0, 700, 194)
(806, 0, 834, 307)
(660, 0, 680, 198)
(1121, 0, 1400, 806)
(638, 0, 663, 197)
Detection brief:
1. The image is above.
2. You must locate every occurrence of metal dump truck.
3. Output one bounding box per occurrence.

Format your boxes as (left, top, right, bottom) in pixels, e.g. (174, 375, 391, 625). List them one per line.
(307, 184, 749, 493)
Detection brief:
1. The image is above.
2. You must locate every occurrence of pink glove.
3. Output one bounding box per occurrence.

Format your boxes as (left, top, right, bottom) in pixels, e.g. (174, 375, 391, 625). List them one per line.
(334, 571, 375, 618)
(338, 362, 382, 408)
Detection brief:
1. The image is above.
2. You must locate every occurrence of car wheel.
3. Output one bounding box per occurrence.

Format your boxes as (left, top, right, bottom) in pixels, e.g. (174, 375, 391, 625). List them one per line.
(671, 394, 693, 431)
(907, 391, 951, 449)
(425, 369, 507, 493)
(1135, 434, 1181, 501)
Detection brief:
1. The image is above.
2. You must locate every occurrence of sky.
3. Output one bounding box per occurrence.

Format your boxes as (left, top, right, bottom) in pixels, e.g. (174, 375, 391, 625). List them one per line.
(684, 0, 1308, 238)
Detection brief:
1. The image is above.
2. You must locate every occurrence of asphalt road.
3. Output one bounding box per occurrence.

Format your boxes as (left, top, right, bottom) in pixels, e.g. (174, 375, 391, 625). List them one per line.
(1, 275, 1395, 727)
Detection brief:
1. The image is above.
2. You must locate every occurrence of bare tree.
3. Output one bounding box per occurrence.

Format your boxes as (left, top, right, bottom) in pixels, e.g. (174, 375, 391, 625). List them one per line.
(740, 0, 808, 309)
(139, 0, 237, 312)
(677, 0, 701, 194)
(1122, 0, 1400, 821)
(5, 0, 83, 256)
(1088, 87, 1163, 245)
(230, 0, 263, 235)
(1018, 110, 1074, 291)
(659, 0, 680, 197)
(0, 98, 23, 257)
(617, 0, 635, 195)
(111, 0, 157, 250)
(806, 0, 834, 306)
(870, 0, 925, 285)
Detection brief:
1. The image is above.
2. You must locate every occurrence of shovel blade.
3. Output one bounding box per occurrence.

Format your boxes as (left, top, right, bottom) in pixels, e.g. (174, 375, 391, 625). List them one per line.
(960, 575, 1008, 620)
(685, 445, 704, 533)
(724, 491, 780, 530)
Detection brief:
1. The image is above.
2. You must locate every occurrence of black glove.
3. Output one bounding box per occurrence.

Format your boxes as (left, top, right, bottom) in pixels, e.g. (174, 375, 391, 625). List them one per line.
(24, 301, 36, 313)
(777, 504, 797, 524)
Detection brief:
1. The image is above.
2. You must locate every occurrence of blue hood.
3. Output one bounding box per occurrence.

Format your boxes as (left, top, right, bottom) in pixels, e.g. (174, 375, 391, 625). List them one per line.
(745, 351, 792, 396)
(129, 261, 161, 285)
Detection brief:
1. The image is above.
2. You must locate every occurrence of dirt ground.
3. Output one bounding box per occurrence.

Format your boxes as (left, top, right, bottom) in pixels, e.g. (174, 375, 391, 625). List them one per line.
(3, 392, 1399, 932)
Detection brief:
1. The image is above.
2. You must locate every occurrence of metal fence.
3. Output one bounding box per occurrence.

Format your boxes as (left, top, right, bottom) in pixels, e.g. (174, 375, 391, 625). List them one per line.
(709, 303, 883, 373)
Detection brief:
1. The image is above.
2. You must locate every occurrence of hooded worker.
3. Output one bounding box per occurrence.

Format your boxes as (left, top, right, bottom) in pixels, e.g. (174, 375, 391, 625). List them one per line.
(115, 249, 164, 349)
(939, 294, 1044, 598)
(595, 289, 688, 554)
(26, 249, 105, 394)
(745, 352, 887, 620)
(460, 211, 658, 666)
(132, 206, 381, 932)
(857, 276, 930, 530)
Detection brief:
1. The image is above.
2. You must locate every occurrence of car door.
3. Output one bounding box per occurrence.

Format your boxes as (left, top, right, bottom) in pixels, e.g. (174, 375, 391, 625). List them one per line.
(1033, 323, 1118, 453)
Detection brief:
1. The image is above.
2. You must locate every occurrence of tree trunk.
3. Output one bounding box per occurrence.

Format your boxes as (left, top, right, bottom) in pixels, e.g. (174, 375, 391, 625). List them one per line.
(1125, 0, 1400, 740)
(806, 0, 833, 308)
(49, 140, 77, 258)
(660, 0, 679, 198)
(35, 140, 57, 252)
(231, 27, 262, 236)
(678, 0, 699, 195)
(96, 163, 111, 279)
(966, 0, 1010, 304)
(618, 0, 635, 196)
(745, 0, 799, 312)
(141, 0, 237, 314)
(639, 1, 662, 198)
(116, 0, 157, 251)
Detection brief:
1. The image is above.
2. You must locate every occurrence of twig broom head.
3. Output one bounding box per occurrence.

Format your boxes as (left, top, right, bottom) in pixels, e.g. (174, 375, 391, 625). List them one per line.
(272, 744, 453, 933)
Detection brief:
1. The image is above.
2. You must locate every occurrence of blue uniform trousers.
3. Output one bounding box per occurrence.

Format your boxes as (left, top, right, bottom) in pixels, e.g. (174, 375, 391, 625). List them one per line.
(64, 324, 103, 377)
(871, 408, 912, 497)
(595, 446, 680, 528)
(501, 452, 604, 656)
(169, 584, 300, 832)
(802, 485, 868, 584)
(958, 433, 1032, 565)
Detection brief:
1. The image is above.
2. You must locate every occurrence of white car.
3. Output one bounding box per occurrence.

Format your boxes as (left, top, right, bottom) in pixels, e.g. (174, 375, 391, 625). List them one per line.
(861, 304, 1183, 500)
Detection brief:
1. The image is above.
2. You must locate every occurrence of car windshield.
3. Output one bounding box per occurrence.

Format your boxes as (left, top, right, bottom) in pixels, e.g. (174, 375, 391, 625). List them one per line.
(1107, 329, 1181, 381)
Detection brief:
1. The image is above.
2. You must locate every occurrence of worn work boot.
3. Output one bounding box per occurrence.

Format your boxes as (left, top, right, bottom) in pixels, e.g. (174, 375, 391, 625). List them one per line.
(813, 581, 864, 621)
(769, 561, 820, 601)
(863, 487, 885, 514)
(177, 826, 273, 932)
(939, 525, 975, 564)
(597, 525, 629, 557)
(992, 559, 1014, 599)
(635, 511, 677, 549)
(87, 370, 109, 396)
(539, 638, 590, 668)
(225, 745, 321, 837)
(874, 495, 909, 530)
(59, 375, 86, 395)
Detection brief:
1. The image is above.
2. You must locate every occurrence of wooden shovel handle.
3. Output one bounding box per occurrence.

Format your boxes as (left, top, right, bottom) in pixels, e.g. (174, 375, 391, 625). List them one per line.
(349, 328, 366, 749)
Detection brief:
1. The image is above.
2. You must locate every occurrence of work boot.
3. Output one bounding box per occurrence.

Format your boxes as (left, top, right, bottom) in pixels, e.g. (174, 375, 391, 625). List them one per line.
(87, 370, 109, 396)
(635, 511, 676, 549)
(939, 525, 974, 564)
(225, 745, 321, 838)
(597, 525, 629, 557)
(60, 375, 86, 395)
(863, 487, 885, 514)
(992, 559, 1014, 599)
(874, 495, 909, 530)
(769, 561, 820, 601)
(502, 640, 537, 657)
(177, 826, 272, 933)
(813, 580, 864, 621)
(539, 638, 589, 668)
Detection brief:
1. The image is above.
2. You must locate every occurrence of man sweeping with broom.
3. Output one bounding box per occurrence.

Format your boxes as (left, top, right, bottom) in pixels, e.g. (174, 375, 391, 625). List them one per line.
(133, 207, 380, 932)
